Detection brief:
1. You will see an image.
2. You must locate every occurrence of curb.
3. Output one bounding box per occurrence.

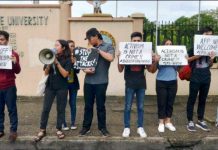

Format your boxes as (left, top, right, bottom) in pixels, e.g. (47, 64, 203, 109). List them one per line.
(1, 136, 218, 150)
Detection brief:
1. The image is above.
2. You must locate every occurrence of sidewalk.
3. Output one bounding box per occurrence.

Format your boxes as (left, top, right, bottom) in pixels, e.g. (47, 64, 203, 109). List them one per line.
(1, 96, 218, 150)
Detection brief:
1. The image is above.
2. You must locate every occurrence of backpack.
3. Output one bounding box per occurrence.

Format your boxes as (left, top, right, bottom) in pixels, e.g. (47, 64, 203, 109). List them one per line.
(178, 65, 192, 81)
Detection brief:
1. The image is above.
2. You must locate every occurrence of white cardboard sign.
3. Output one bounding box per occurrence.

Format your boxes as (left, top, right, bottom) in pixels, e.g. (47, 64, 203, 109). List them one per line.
(194, 35, 218, 56)
(157, 45, 188, 66)
(119, 42, 152, 65)
(0, 46, 12, 69)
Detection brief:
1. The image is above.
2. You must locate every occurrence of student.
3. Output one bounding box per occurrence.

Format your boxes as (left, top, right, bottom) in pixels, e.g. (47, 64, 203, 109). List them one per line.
(0, 30, 21, 142)
(79, 28, 115, 136)
(186, 27, 215, 132)
(117, 32, 156, 138)
(151, 39, 178, 133)
(62, 40, 80, 131)
(34, 40, 71, 142)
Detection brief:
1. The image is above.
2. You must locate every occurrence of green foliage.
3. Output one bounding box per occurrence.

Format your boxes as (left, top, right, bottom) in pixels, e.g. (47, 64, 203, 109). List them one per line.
(143, 11, 218, 50)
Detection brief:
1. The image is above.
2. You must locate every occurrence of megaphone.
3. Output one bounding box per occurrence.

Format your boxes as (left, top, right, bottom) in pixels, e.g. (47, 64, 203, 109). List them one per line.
(39, 48, 56, 65)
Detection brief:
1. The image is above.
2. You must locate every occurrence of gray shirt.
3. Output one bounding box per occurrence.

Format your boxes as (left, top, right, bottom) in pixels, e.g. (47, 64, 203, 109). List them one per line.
(85, 41, 115, 84)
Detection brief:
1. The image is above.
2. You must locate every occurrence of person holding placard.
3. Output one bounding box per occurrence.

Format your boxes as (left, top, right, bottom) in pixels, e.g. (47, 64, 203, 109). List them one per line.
(79, 28, 115, 137)
(118, 32, 155, 138)
(62, 40, 80, 131)
(186, 27, 215, 132)
(0, 31, 21, 142)
(150, 39, 179, 133)
(34, 40, 72, 142)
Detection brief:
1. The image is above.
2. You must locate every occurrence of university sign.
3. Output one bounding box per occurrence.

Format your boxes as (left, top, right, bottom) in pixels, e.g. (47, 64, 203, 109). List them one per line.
(0, 16, 49, 51)
(0, 16, 49, 30)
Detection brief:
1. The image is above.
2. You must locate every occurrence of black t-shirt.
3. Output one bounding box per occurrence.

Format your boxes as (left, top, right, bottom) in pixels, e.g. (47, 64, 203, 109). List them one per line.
(124, 65, 146, 89)
(44, 56, 72, 90)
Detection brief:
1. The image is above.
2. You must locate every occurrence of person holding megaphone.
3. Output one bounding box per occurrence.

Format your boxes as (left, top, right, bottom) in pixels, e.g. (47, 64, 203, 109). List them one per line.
(34, 39, 72, 142)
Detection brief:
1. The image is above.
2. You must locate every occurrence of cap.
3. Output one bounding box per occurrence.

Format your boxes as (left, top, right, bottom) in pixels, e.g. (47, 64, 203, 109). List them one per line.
(84, 28, 100, 40)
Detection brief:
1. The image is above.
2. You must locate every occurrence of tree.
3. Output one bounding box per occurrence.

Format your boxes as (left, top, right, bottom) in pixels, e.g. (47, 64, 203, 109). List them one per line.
(143, 9, 218, 49)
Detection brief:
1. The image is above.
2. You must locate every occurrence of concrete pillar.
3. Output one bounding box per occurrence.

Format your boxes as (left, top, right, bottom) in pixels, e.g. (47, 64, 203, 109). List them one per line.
(131, 13, 145, 34)
(59, 1, 72, 39)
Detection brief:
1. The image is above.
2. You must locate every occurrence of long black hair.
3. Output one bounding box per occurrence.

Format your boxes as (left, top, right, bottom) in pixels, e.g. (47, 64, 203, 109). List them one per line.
(56, 39, 71, 59)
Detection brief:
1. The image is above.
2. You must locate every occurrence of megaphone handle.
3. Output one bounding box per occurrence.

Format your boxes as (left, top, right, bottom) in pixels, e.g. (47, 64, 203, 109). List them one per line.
(53, 64, 56, 75)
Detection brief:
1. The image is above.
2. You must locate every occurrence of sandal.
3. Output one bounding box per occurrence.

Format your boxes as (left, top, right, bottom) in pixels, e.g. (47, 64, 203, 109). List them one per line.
(56, 130, 65, 139)
(34, 130, 46, 142)
(0, 132, 4, 138)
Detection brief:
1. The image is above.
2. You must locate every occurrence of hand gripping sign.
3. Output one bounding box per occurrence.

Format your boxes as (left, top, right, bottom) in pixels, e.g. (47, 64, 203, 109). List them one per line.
(74, 47, 99, 69)
(0, 46, 12, 69)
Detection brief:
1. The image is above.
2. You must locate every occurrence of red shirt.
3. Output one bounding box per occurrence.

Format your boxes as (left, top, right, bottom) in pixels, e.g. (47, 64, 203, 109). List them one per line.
(0, 50, 21, 90)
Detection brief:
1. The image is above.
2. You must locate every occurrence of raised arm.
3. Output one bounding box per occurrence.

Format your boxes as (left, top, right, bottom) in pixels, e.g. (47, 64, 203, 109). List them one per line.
(147, 54, 159, 73)
(117, 50, 124, 72)
(98, 44, 115, 62)
(99, 50, 114, 62)
(10, 51, 21, 74)
(54, 59, 71, 78)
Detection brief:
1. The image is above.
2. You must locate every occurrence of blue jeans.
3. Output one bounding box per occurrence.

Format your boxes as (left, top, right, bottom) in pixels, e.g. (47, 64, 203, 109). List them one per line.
(63, 89, 78, 127)
(0, 86, 18, 132)
(124, 88, 145, 128)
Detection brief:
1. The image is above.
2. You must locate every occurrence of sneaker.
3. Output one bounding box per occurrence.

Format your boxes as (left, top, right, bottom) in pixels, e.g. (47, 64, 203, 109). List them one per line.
(158, 123, 165, 133)
(165, 123, 176, 132)
(196, 120, 210, 132)
(62, 126, 70, 131)
(62, 124, 70, 131)
(79, 128, 90, 136)
(137, 127, 147, 138)
(122, 128, 130, 138)
(70, 126, 77, 130)
(187, 121, 196, 132)
(99, 128, 110, 137)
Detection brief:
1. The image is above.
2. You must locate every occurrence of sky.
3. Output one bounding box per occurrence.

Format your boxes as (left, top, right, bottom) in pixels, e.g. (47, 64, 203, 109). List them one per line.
(0, 1, 218, 21)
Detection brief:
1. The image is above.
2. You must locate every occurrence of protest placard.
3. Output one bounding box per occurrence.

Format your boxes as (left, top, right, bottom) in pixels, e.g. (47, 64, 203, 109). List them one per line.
(0, 46, 12, 69)
(74, 47, 99, 69)
(194, 35, 218, 56)
(119, 42, 152, 65)
(157, 45, 188, 66)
